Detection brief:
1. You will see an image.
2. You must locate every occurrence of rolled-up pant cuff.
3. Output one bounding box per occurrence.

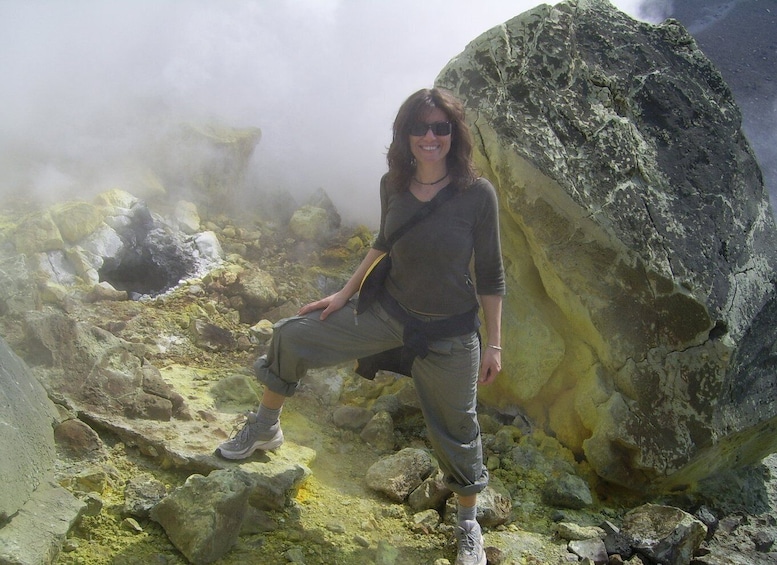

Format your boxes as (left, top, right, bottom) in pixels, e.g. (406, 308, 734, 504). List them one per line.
(445, 468, 489, 497)
(254, 356, 299, 397)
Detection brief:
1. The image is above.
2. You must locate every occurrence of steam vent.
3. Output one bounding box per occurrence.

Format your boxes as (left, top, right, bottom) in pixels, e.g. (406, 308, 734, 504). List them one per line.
(96, 202, 197, 298)
(437, 0, 777, 490)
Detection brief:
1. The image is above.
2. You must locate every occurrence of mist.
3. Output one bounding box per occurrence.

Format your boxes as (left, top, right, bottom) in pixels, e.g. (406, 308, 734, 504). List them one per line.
(0, 0, 653, 226)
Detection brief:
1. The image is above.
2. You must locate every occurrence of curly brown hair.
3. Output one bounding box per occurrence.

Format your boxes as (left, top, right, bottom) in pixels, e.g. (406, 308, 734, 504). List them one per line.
(386, 88, 477, 191)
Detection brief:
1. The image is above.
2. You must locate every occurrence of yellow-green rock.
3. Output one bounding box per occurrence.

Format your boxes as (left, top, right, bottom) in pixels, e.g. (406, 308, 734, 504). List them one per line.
(50, 201, 105, 244)
(13, 211, 64, 254)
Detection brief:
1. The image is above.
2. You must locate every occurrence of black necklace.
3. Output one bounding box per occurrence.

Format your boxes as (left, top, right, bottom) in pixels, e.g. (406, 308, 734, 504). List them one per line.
(413, 173, 448, 186)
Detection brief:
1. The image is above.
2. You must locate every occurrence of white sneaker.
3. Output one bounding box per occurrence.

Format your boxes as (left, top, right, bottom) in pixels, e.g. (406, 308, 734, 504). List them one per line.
(216, 412, 284, 459)
(455, 520, 486, 565)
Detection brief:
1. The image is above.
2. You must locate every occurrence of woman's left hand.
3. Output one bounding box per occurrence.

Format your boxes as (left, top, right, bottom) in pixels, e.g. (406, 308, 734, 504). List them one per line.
(478, 346, 501, 385)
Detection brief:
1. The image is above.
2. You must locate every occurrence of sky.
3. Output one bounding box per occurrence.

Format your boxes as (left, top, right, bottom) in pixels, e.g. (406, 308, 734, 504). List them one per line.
(0, 0, 659, 225)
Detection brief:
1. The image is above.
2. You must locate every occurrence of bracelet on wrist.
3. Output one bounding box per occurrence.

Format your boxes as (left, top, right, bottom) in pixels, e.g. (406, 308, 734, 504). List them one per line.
(487, 344, 502, 351)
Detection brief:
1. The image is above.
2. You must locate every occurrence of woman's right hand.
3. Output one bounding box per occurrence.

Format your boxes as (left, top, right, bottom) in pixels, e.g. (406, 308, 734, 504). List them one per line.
(298, 247, 382, 320)
(298, 290, 350, 320)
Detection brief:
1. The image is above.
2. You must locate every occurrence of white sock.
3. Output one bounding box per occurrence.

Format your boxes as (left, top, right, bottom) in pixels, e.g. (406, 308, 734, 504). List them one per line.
(256, 404, 281, 427)
(457, 503, 477, 524)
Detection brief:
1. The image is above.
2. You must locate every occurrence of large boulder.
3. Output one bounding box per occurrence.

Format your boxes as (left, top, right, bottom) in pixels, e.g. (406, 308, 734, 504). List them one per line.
(0, 335, 63, 520)
(0, 357, 87, 561)
(153, 123, 262, 212)
(438, 0, 777, 490)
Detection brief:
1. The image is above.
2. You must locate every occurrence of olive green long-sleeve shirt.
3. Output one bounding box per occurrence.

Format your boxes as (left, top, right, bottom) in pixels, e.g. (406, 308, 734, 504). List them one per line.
(373, 176, 505, 317)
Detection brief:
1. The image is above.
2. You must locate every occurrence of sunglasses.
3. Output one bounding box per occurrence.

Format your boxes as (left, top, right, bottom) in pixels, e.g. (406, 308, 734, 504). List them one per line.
(408, 121, 452, 137)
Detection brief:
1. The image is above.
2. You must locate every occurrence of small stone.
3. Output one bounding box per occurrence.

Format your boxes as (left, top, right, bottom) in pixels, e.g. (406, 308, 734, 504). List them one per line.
(354, 534, 371, 548)
(122, 517, 144, 533)
(62, 539, 80, 552)
(283, 546, 306, 563)
(753, 530, 775, 552)
(326, 523, 346, 534)
(81, 492, 104, 516)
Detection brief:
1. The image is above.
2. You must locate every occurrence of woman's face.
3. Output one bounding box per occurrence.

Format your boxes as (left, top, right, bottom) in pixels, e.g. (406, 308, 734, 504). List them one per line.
(409, 107, 452, 167)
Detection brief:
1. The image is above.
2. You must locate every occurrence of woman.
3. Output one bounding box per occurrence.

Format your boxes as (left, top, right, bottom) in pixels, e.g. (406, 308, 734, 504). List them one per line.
(217, 87, 504, 565)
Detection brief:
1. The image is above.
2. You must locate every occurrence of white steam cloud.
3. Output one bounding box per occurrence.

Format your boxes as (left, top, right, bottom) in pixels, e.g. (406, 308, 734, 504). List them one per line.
(0, 0, 651, 225)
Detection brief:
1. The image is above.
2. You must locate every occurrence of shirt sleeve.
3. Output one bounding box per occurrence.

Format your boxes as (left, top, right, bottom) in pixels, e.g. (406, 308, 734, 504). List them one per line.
(372, 174, 391, 252)
(473, 178, 506, 296)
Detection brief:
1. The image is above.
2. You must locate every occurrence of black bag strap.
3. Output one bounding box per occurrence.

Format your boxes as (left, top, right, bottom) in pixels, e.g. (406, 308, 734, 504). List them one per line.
(384, 183, 457, 249)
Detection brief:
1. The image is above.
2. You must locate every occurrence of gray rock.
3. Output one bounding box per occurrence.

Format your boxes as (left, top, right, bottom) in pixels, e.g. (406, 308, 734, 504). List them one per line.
(141, 365, 189, 420)
(14, 193, 223, 298)
(193, 230, 224, 264)
(443, 484, 512, 529)
(305, 188, 341, 231)
(240, 443, 315, 511)
(0, 336, 60, 522)
(438, 0, 777, 490)
(173, 200, 201, 235)
(411, 508, 441, 532)
(283, 546, 306, 563)
(236, 267, 279, 309)
(568, 537, 608, 564)
(366, 448, 435, 503)
(65, 247, 101, 285)
(407, 469, 451, 512)
(124, 474, 167, 519)
(601, 520, 633, 559)
(53, 418, 105, 460)
(542, 472, 594, 510)
(0, 253, 38, 316)
(21, 308, 184, 425)
(621, 503, 707, 565)
(665, 1, 777, 207)
(555, 522, 606, 542)
(694, 505, 719, 540)
(298, 367, 346, 407)
(360, 410, 396, 452)
(332, 405, 374, 431)
(78, 222, 125, 271)
(189, 318, 237, 352)
(37, 249, 80, 286)
(0, 480, 86, 565)
(125, 391, 173, 421)
(753, 530, 775, 553)
(239, 506, 278, 534)
(475, 484, 513, 528)
(84, 281, 128, 302)
(81, 492, 104, 517)
(150, 469, 251, 565)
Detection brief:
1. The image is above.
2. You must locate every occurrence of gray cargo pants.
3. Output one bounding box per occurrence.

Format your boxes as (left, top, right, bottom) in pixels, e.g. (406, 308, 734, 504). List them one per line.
(255, 298, 488, 496)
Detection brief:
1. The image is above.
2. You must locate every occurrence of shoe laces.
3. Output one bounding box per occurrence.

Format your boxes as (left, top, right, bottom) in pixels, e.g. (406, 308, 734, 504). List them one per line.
(228, 411, 257, 441)
(457, 523, 481, 556)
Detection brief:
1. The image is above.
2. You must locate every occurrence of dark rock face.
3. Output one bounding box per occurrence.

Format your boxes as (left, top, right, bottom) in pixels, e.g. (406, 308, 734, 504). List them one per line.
(438, 0, 777, 490)
(643, 0, 777, 210)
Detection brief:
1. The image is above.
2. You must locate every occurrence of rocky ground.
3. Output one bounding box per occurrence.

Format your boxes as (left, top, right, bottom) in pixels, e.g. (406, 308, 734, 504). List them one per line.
(3, 204, 777, 565)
